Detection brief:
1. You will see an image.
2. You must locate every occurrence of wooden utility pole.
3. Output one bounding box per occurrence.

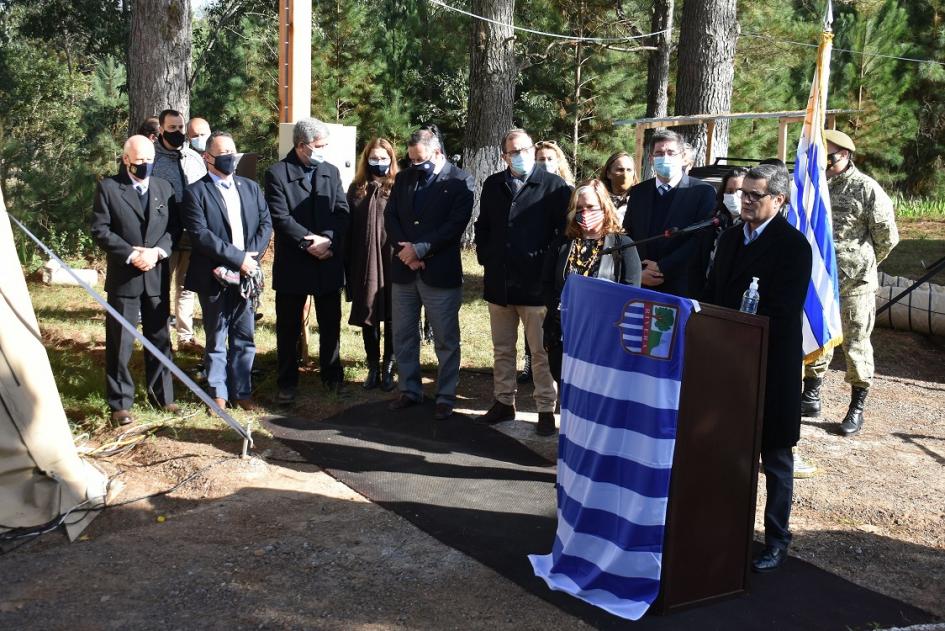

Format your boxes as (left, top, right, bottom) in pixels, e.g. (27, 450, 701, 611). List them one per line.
(278, 0, 312, 125)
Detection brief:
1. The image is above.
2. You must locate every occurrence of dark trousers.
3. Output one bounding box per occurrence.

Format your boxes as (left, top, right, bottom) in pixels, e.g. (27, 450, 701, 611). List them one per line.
(761, 446, 794, 550)
(276, 291, 343, 388)
(362, 322, 393, 368)
(105, 292, 173, 411)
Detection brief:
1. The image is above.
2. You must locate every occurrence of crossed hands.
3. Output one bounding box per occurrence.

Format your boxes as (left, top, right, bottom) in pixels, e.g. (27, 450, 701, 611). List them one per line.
(397, 242, 425, 271)
(129, 246, 160, 272)
(240, 252, 260, 276)
(302, 234, 333, 260)
(641, 259, 664, 287)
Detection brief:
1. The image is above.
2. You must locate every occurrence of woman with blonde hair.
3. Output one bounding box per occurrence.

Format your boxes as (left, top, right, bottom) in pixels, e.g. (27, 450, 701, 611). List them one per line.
(599, 151, 637, 224)
(534, 140, 576, 186)
(346, 137, 399, 391)
(541, 179, 642, 387)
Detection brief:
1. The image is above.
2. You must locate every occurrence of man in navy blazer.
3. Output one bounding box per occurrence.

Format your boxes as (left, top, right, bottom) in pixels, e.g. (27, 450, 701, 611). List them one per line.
(265, 118, 350, 402)
(182, 132, 273, 412)
(384, 128, 474, 420)
(623, 128, 715, 298)
(91, 135, 179, 426)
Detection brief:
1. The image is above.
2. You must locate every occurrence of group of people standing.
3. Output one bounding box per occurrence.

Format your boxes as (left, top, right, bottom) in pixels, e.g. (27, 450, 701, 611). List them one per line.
(91, 112, 897, 576)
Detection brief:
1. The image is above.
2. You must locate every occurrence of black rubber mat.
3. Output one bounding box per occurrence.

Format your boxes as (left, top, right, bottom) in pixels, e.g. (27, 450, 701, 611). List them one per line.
(265, 402, 939, 630)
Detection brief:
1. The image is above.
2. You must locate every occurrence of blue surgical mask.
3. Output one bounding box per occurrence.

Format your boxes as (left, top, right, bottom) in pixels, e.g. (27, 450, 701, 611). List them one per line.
(653, 155, 681, 180)
(538, 159, 558, 174)
(510, 153, 534, 176)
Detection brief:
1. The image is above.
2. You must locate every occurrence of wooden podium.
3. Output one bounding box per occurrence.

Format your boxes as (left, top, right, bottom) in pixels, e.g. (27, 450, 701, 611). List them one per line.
(653, 303, 769, 612)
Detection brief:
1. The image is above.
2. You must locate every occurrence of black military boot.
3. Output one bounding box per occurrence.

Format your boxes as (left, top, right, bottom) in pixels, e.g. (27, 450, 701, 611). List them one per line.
(380, 357, 396, 392)
(517, 353, 533, 384)
(839, 386, 868, 436)
(800, 377, 822, 417)
(363, 362, 380, 390)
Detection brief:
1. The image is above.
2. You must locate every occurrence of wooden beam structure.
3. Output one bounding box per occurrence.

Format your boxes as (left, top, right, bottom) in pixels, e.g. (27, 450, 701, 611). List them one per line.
(278, 0, 311, 124)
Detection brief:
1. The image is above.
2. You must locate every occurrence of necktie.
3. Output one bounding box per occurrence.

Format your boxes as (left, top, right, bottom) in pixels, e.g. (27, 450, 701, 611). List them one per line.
(658, 184, 671, 196)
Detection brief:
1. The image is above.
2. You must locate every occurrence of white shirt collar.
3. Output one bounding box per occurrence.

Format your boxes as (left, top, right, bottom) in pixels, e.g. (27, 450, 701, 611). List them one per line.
(208, 170, 234, 188)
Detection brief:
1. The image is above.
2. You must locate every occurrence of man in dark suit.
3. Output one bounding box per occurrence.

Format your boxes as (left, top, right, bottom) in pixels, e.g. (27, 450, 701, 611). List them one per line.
(384, 128, 475, 420)
(264, 118, 350, 402)
(91, 135, 178, 425)
(623, 128, 715, 298)
(704, 163, 813, 573)
(182, 132, 272, 413)
(474, 128, 570, 435)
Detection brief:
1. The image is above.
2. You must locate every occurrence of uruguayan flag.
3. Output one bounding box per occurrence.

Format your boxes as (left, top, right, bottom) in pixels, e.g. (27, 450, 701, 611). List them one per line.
(529, 275, 695, 621)
(786, 0, 843, 360)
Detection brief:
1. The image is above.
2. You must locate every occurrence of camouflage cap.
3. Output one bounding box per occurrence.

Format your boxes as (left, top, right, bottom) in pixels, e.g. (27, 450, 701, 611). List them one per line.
(824, 129, 856, 153)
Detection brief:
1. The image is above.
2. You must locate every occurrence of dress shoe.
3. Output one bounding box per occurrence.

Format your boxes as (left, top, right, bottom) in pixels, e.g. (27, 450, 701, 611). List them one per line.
(362, 366, 380, 390)
(389, 394, 420, 411)
(209, 397, 227, 416)
(517, 354, 533, 384)
(379, 359, 396, 392)
(163, 403, 181, 415)
(477, 401, 515, 425)
(233, 398, 258, 412)
(536, 411, 557, 436)
(276, 388, 296, 404)
(752, 545, 787, 573)
(434, 403, 453, 421)
(800, 376, 822, 417)
(110, 409, 134, 426)
(839, 386, 867, 436)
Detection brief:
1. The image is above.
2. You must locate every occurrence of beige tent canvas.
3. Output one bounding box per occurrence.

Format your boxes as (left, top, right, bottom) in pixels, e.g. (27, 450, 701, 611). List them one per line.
(0, 187, 107, 541)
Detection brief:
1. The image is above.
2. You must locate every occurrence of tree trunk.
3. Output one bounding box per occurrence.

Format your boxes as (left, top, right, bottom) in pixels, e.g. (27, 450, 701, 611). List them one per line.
(674, 0, 737, 166)
(645, 0, 673, 120)
(462, 0, 516, 244)
(127, 0, 192, 136)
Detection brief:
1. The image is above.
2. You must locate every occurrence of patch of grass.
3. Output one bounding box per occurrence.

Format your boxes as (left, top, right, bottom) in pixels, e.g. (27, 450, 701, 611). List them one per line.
(880, 217, 945, 281)
(893, 195, 945, 219)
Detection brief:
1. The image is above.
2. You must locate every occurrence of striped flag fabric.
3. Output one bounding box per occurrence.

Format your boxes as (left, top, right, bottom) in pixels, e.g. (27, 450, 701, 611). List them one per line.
(786, 0, 844, 359)
(529, 275, 695, 620)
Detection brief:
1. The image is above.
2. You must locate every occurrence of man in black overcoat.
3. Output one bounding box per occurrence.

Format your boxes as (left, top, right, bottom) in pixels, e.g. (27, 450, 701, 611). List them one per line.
(90, 135, 178, 425)
(474, 128, 570, 435)
(704, 163, 813, 573)
(623, 128, 715, 297)
(264, 118, 350, 401)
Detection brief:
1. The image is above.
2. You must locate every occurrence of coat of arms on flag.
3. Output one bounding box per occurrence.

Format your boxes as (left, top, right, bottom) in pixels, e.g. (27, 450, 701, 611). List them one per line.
(617, 301, 679, 360)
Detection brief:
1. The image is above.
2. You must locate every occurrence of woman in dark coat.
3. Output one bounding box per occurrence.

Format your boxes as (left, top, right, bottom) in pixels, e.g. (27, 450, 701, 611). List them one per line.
(346, 138, 399, 390)
(542, 179, 642, 382)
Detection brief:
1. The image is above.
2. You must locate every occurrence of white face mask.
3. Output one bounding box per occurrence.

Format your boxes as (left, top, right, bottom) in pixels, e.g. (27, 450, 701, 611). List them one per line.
(538, 159, 558, 174)
(189, 134, 210, 153)
(723, 192, 742, 217)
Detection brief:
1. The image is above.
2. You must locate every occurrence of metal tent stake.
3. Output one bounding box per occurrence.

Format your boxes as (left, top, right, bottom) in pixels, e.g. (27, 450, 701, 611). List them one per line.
(241, 419, 254, 459)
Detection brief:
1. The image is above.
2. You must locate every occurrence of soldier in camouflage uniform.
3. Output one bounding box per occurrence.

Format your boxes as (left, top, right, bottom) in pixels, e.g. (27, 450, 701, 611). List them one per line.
(801, 129, 899, 436)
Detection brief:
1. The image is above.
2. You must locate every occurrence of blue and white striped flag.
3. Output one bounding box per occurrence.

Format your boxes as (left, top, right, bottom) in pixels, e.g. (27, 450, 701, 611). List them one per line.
(529, 275, 695, 621)
(786, 0, 843, 359)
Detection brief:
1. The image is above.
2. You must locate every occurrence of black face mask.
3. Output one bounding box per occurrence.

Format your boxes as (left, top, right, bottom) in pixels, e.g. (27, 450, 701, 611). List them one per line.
(412, 160, 434, 177)
(211, 153, 237, 176)
(127, 161, 153, 180)
(163, 130, 187, 149)
(368, 163, 390, 177)
(826, 152, 844, 168)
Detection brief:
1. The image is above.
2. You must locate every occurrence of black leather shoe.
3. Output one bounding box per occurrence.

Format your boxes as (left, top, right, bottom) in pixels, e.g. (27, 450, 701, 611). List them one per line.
(110, 409, 134, 426)
(839, 386, 867, 436)
(800, 376, 822, 417)
(752, 546, 787, 573)
(536, 412, 556, 436)
(389, 394, 420, 410)
(434, 403, 453, 420)
(363, 367, 379, 390)
(477, 401, 515, 424)
(380, 359, 396, 392)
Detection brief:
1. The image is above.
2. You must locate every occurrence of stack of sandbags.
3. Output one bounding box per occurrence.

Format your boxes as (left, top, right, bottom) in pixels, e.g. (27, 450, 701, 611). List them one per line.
(875, 271, 945, 337)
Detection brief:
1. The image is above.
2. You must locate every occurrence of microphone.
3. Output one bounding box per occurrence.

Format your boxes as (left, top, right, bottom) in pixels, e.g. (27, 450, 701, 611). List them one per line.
(600, 216, 720, 255)
(670, 216, 721, 236)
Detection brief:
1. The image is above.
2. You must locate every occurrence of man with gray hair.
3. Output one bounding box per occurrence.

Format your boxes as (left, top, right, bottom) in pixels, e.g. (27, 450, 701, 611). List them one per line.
(704, 163, 813, 573)
(474, 128, 570, 435)
(265, 117, 350, 402)
(384, 127, 475, 420)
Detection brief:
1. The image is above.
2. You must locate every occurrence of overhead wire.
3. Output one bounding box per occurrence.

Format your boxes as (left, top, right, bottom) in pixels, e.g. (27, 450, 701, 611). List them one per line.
(426, 0, 668, 44)
(741, 32, 945, 68)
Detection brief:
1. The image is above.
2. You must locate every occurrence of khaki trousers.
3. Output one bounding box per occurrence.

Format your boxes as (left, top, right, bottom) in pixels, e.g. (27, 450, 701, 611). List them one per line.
(488, 303, 557, 412)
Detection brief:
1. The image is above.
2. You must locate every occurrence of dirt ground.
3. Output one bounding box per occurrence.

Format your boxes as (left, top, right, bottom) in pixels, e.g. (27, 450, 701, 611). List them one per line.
(1, 326, 943, 630)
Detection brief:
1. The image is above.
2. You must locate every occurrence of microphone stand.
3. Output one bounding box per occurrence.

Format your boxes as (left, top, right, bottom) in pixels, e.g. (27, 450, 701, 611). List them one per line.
(599, 217, 720, 255)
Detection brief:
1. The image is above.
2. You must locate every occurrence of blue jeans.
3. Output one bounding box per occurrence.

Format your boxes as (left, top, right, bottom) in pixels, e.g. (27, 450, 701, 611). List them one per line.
(199, 286, 256, 401)
(391, 279, 462, 405)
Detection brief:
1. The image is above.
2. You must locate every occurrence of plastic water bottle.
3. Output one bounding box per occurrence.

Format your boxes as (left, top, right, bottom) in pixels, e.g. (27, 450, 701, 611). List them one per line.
(740, 276, 760, 314)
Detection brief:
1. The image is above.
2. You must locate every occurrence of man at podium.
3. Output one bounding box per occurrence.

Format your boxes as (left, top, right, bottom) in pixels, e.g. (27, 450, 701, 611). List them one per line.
(704, 163, 812, 573)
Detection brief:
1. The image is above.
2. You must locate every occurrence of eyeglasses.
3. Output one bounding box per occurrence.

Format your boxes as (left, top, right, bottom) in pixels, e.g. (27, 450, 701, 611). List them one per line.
(739, 189, 773, 203)
(503, 145, 534, 157)
(652, 149, 680, 157)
